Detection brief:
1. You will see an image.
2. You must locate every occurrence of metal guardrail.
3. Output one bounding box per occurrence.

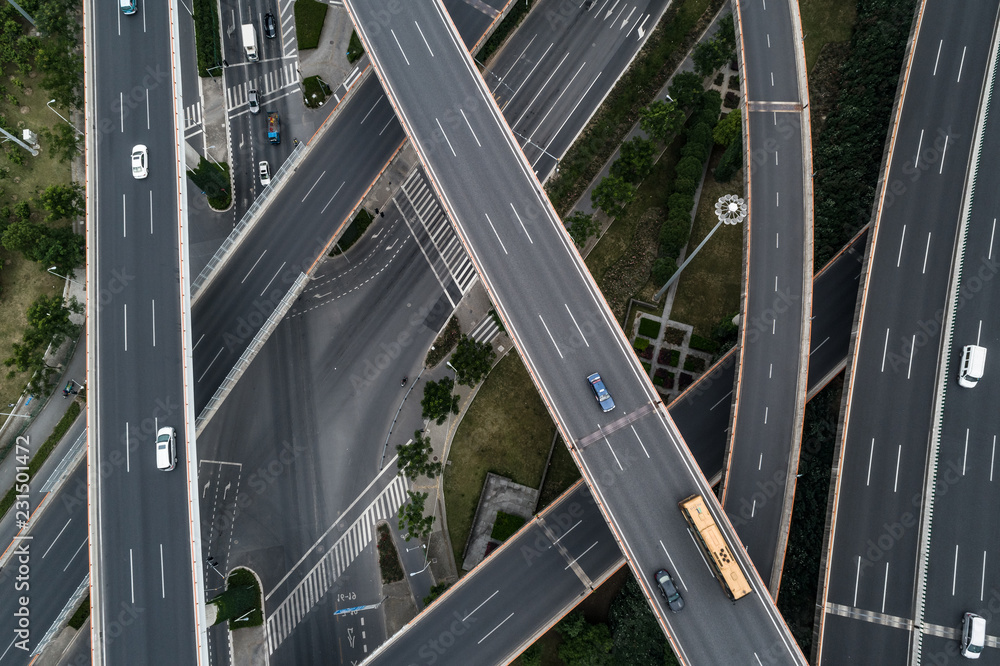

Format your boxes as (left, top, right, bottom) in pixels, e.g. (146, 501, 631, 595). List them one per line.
(195, 272, 309, 433)
(32, 575, 89, 657)
(40, 428, 87, 492)
(190, 142, 306, 298)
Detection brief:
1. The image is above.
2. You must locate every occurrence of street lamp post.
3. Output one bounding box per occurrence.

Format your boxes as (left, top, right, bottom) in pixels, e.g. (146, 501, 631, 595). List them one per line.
(204, 146, 226, 171)
(46, 100, 83, 136)
(47, 266, 83, 287)
(654, 194, 746, 301)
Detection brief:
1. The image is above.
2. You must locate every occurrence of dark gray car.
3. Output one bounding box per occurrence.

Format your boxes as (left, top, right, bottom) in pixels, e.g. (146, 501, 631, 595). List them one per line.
(654, 569, 684, 612)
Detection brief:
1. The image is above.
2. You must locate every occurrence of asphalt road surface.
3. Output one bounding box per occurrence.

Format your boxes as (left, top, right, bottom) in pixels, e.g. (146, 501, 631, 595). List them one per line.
(87, 0, 202, 661)
(817, 1, 1000, 661)
(344, 1, 804, 662)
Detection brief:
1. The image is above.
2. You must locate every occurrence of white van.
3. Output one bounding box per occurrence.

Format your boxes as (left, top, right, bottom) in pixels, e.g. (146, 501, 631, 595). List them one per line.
(958, 345, 987, 388)
(155, 427, 176, 471)
(961, 612, 986, 659)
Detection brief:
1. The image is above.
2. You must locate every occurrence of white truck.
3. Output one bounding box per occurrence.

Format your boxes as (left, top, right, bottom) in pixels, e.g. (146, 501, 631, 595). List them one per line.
(241, 23, 258, 62)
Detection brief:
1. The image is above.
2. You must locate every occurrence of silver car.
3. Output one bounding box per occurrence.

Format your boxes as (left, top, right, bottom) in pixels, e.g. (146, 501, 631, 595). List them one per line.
(248, 89, 259, 114)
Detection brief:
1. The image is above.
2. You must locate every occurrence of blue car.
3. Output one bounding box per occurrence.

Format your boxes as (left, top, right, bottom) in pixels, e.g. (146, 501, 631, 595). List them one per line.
(587, 373, 615, 412)
(119, 0, 137, 14)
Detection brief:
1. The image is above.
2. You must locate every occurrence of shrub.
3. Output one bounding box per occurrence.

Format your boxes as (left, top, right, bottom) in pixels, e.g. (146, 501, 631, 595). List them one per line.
(714, 132, 743, 182)
(633, 337, 650, 352)
(713, 108, 742, 146)
(658, 216, 689, 258)
(652, 256, 677, 285)
(714, 72, 724, 86)
(664, 327, 686, 345)
(724, 91, 740, 108)
(637, 317, 661, 338)
(680, 141, 708, 163)
(424, 582, 452, 607)
(425, 316, 461, 367)
(187, 157, 231, 209)
(331, 209, 373, 255)
(689, 334, 719, 353)
(193, 0, 222, 76)
(655, 369, 674, 389)
(729, 74, 740, 90)
(683, 355, 706, 373)
(673, 177, 696, 195)
(68, 595, 90, 629)
(668, 193, 695, 217)
(377, 524, 404, 583)
(347, 30, 364, 63)
(491, 511, 526, 541)
(675, 155, 703, 181)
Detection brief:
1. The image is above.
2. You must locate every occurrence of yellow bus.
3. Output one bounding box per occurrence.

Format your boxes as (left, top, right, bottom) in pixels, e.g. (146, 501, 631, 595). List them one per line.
(678, 494, 752, 601)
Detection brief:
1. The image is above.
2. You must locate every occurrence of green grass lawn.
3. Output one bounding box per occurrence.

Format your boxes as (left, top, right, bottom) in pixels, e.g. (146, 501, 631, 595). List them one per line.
(664, 148, 743, 338)
(0, 73, 75, 407)
(444, 353, 557, 568)
(295, 0, 328, 50)
(536, 445, 582, 512)
(800, 0, 856, 71)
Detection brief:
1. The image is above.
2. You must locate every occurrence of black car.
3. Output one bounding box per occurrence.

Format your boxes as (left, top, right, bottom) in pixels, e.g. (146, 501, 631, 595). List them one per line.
(654, 569, 684, 612)
(263, 12, 276, 39)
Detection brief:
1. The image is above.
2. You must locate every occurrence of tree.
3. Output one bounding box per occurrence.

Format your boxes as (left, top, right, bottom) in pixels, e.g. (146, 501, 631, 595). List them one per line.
(693, 38, 729, 77)
(38, 183, 84, 222)
(421, 376, 459, 425)
(658, 215, 689, 258)
(715, 13, 737, 55)
(450, 335, 496, 387)
(713, 108, 742, 146)
(396, 430, 442, 480)
(556, 611, 613, 666)
(610, 137, 656, 184)
(1, 218, 44, 255)
(608, 577, 677, 665)
(398, 490, 435, 541)
(639, 100, 684, 144)
(37, 43, 83, 109)
(668, 71, 704, 109)
(591, 174, 635, 217)
(4, 295, 83, 394)
(668, 193, 695, 218)
(41, 123, 82, 163)
(565, 211, 600, 248)
(674, 155, 704, 182)
(423, 582, 452, 607)
(652, 257, 677, 284)
(714, 132, 744, 182)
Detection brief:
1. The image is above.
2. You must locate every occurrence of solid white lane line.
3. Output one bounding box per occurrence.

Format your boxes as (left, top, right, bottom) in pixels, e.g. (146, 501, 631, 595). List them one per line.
(921, 232, 931, 274)
(867, 438, 874, 486)
(939, 134, 949, 174)
(125, 422, 130, 472)
(881, 328, 890, 371)
(130, 549, 135, 603)
(477, 612, 514, 644)
(149, 191, 153, 234)
(853, 555, 861, 606)
(551, 520, 582, 546)
(484, 213, 508, 254)
(710, 390, 732, 411)
(564, 304, 590, 347)
(893, 445, 901, 493)
(42, 519, 72, 559)
(538, 315, 562, 358)
(301, 171, 327, 202)
(146, 89, 150, 129)
(460, 109, 481, 147)
(881, 562, 889, 613)
(241, 250, 267, 284)
(906, 334, 915, 379)
(563, 542, 598, 570)
(952, 544, 959, 596)
(389, 29, 411, 66)
(659, 540, 686, 589)
(193, 333, 205, 350)
(631, 425, 649, 458)
(63, 537, 87, 572)
(991, 218, 997, 260)
(991, 435, 996, 482)
(123, 304, 128, 352)
(413, 20, 434, 56)
(510, 205, 534, 243)
(435, 118, 456, 156)
(120, 92, 124, 132)
(932, 40, 943, 75)
(320, 182, 345, 214)
(957, 46, 967, 82)
(123, 195, 127, 237)
(462, 590, 499, 621)
(963, 429, 969, 476)
(606, 437, 623, 470)
(151, 300, 156, 347)
(160, 543, 166, 598)
(360, 96, 382, 124)
(260, 262, 286, 296)
(915, 129, 924, 167)
(198, 347, 225, 382)
(896, 224, 906, 267)
(981, 551, 987, 601)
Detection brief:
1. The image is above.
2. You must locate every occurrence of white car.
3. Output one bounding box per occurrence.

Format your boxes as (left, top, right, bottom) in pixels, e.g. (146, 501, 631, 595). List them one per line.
(259, 160, 271, 186)
(248, 89, 259, 114)
(155, 427, 176, 471)
(131, 144, 148, 179)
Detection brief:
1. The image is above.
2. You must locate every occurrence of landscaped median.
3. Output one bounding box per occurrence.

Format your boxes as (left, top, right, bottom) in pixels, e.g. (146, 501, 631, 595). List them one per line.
(207, 567, 263, 629)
